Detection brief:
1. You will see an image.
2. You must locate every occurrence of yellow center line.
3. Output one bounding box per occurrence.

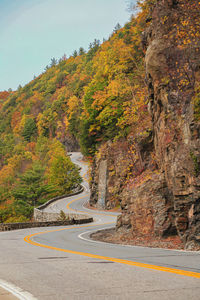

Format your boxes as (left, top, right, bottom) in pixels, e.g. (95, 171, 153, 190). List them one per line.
(66, 195, 116, 217)
(24, 166, 200, 279)
(24, 224, 200, 279)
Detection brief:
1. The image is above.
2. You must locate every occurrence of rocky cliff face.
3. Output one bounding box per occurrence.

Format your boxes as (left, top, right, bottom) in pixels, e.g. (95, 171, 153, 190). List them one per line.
(90, 0, 200, 249)
(63, 133, 80, 152)
(144, 0, 200, 249)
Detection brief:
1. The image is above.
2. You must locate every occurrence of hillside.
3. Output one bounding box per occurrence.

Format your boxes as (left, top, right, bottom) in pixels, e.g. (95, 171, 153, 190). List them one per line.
(0, 3, 148, 223)
(0, 0, 200, 249)
(90, 0, 200, 250)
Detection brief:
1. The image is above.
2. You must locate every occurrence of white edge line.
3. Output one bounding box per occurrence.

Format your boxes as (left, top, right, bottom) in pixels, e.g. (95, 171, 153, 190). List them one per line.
(0, 279, 37, 300)
(78, 228, 200, 254)
(78, 227, 116, 246)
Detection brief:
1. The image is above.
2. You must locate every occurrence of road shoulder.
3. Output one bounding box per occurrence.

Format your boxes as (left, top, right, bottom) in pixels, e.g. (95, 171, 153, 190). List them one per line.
(0, 286, 18, 300)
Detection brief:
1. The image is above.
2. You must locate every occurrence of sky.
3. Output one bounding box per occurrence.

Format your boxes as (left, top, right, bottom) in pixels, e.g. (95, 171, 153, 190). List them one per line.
(0, 0, 132, 91)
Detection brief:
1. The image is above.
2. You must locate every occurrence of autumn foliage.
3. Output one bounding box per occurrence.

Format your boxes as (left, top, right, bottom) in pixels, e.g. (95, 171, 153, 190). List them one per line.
(0, 2, 152, 222)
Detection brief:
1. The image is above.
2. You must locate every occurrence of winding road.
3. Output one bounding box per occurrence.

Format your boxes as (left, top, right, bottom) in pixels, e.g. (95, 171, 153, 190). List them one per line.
(0, 152, 200, 300)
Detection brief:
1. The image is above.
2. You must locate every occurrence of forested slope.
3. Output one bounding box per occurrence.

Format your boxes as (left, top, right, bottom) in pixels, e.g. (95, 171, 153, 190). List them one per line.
(0, 2, 150, 223)
(1, 0, 199, 250)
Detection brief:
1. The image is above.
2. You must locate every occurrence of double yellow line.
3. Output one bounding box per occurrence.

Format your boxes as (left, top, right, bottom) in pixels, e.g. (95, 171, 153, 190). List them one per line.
(24, 193, 200, 279)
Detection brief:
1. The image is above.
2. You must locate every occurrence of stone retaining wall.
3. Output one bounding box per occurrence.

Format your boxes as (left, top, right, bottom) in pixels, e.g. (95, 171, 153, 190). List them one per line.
(36, 186, 84, 210)
(0, 217, 93, 232)
(34, 210, 90, 222)
(34, 185, 84, 222)
(0, 185, 93, 232)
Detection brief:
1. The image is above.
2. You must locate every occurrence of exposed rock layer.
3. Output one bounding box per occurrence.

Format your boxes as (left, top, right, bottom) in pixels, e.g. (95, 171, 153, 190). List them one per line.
(90, 0, 200, 250)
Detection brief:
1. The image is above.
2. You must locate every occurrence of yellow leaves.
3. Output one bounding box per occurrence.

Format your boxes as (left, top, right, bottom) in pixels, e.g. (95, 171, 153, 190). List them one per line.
(67, 95, 80, 119)
(64, 116, 69, 131)
(0, 155, 23, 185)
(92, 37, 134, 81)
(14, 114, 33, 135)
(47, 139, 66, 165)
(56, 120, 63, 129)
(36, 113, 45, 136)
(181, 20, 189, 27)
(107, 80, 120, 97)
(24, 151, 33, 160)
(92, 90, 107, 110)
(161, 15, 168, 25)
(89, 124, 101, 134)
(116, 85, 147, 130)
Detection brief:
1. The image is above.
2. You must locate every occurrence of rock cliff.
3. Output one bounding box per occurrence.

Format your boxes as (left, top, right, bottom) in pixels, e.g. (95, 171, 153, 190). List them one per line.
(90, 0, 200, 249)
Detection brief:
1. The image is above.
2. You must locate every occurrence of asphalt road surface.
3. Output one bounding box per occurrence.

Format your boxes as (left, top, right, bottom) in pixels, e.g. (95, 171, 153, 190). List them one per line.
(0, 152, 200, 300)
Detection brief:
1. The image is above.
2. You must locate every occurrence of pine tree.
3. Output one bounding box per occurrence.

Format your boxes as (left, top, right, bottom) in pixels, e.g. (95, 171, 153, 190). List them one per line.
(78, 47, 85, 55)
(50, 57, 57, 67)
(12, 163, 54, 207)
(72, 50, 78, 58)
(22, 118, 37, 142)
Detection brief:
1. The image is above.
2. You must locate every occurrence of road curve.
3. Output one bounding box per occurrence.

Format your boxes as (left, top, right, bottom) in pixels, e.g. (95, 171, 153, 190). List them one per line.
(0, 152, 200, 300)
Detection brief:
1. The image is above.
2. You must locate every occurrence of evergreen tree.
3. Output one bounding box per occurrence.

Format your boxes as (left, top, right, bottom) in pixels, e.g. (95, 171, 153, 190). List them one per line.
(114, 23, 121, 32)
(50, 57, 57, 67)
(22, 118, 37, 142)
(12, 163, 54, 207)
(44, 65, 49, 71)
(78, 47, 85, 55)
(72, 50, 78, 58)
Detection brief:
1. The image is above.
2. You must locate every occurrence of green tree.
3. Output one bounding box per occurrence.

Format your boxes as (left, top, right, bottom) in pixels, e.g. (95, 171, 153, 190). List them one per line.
(79, 47, 85, 55)
(22, 118, 37, 142)
(56, 72, 66, 87)
(12, 163, 54, 207)
(48, 155, 82, 194)
(72, 50, 78, 58)
(0, 207, 12, 223)
(50, 57, 57, 67)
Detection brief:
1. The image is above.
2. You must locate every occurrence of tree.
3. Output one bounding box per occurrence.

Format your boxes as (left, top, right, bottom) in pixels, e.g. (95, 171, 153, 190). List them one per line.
(73, 50, 78, 58)
(93, 39, 100, 47)
(62, 53, 67, 61)
(0, 207, 12, 223)
(22, 118, 37, 142)
(50, 57, 57, 67)
(12, 163, 54, 207)
(56, 72, 66, 87)
(114, 23, 121, 32)
(78, 47, 85, 55)
(48, 155, 82, 194)
(44, 65, 49, 71)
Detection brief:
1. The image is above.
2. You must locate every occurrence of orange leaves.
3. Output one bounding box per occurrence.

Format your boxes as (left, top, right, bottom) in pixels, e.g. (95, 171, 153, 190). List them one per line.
(0, 155, 23, 185)
(91, 90, 107, 111)
(64, 116, 69, 131)
(11, 111, 22, 132)
(107, 80, 121, 97)
(25, 142, 36, 153)
(0, 91, 10, 101)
